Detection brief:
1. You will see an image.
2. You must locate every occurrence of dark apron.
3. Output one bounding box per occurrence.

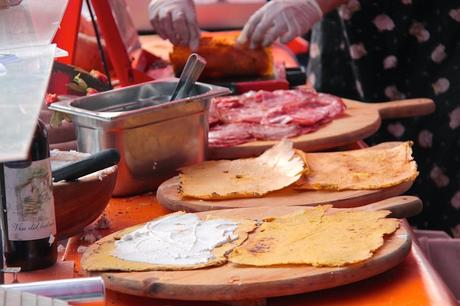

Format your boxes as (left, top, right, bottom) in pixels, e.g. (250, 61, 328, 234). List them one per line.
(307, 0, 460, 235)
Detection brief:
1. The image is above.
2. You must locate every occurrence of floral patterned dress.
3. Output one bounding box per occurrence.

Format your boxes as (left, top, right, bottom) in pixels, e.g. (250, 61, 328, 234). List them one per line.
(307, 0, 460, 236)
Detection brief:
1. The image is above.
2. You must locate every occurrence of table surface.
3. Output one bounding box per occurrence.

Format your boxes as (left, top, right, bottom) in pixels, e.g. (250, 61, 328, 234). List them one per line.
(9, 35, 457, 306)
(9, 193, 454, 306)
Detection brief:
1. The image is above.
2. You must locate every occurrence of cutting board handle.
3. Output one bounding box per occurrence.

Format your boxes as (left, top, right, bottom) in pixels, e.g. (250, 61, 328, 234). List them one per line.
(352, 195, 422, 219)
(371, 98, 435, 119)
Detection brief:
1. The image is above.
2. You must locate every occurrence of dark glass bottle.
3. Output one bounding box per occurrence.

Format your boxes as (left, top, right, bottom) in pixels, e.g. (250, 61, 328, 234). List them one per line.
(0, 120, 57, 271)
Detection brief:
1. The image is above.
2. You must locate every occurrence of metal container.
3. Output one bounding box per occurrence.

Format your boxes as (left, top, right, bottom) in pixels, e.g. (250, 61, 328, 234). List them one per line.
(1, 277, 105, 305)
(49, 79, 230, 196)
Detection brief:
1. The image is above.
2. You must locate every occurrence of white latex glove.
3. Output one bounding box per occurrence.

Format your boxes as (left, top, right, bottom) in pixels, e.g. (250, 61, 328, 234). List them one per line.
(237, 0, 322, 49)
(149, 0, 200, 51)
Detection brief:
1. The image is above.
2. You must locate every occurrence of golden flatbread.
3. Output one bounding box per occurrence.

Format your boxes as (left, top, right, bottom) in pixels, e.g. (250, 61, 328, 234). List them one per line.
(229, 207, 400, 267)
(179, 139, 308, 200)
(295, 141, 418, 191)
(82, 212, 256, 272)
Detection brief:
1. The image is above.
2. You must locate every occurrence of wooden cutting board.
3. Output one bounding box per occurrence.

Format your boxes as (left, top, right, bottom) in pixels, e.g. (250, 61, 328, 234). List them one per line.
(91, 196, 419, 301)
(208, 98, 435, 159)
(157, 176, 413, 212)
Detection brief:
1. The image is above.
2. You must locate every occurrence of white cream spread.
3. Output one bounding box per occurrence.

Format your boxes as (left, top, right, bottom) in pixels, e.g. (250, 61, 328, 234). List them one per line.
(113, 213, 239, 265)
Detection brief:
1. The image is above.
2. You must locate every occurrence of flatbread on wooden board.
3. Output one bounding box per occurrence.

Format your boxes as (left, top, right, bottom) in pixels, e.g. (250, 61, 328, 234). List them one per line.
(295, 141, 418, 191)
(82, 212, 257, 272)
(228, 206, 400, 267)
(179, 139, 307, 200)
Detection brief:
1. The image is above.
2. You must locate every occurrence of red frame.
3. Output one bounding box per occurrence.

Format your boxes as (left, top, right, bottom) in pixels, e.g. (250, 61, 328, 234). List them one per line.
(53, 0, 152, 87)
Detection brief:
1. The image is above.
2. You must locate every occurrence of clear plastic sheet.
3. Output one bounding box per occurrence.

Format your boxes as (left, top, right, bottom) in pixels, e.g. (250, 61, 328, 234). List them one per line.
(0, 0, 67, 161)
(0, 0, 67, 50)
(0, 44, 56, 161)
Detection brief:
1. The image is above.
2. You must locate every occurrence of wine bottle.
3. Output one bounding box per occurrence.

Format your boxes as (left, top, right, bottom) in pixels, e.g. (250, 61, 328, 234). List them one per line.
(0, 120, 57, 271)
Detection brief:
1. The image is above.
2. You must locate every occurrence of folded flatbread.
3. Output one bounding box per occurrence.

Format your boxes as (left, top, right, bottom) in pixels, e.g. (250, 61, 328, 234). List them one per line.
(179, 139, 308, 200)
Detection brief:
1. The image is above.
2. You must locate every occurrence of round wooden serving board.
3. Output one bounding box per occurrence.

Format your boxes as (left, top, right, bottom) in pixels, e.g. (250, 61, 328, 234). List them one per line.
(157, 176, 413, 212)
(91, 196, 419, 301)
(208, 98, 435, 159)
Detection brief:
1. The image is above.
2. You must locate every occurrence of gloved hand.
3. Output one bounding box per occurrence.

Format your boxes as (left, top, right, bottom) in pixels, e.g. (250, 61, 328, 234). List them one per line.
(149, 0, 200, 51)
(237, 0, 322, 49)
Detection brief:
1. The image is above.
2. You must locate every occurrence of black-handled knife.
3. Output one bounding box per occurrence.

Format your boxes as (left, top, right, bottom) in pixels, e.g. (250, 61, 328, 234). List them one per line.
(52, 148, 120, 182)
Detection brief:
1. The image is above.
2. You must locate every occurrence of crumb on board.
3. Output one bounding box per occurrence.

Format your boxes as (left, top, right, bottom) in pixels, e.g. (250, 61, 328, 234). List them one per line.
(57, 244, 66, 253)
(81, 233, 97, 244)
(77, 246, 88, 254)
(228, 276, 241, 284)
(94, 214, 111, 230)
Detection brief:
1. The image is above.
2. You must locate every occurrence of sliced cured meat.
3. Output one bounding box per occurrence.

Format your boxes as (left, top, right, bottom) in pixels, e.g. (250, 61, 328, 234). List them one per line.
(208, 113, 220, 126)
(280, 93, 346, 126)
(219, 106, 265, 124)
(212, 93, 266, 124)
(209, 123, 306, 147)
(209, 123, 255, 148)
(208, 102, 220, 126)
(208, 89, 346, 148)
(249, 124, 301, 140)
(298, 124, 321, 135)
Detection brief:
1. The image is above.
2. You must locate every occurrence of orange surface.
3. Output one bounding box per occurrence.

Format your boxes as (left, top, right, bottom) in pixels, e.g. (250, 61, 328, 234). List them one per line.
(54, 194, 457, 306)
(4, 261, 74, 284)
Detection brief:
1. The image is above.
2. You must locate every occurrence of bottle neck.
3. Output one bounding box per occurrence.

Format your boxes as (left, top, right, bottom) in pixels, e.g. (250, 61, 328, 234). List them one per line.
(30, 119, 50, 161)
(4, 120, 49, 167)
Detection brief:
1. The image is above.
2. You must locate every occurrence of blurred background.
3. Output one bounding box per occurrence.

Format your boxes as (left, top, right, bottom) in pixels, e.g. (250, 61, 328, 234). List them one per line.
(126, 0, 266, 32)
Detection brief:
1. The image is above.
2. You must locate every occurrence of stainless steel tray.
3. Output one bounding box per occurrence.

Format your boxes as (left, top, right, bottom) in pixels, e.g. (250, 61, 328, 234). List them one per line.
(49, 79, 230, 196)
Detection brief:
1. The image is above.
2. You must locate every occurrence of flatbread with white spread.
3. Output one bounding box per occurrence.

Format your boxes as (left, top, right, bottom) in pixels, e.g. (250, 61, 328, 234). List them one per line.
(82, 212, 256, 272)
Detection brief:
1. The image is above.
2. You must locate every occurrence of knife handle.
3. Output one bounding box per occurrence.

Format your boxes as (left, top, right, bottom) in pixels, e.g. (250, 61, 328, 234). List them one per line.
(52, 149, 120, 182)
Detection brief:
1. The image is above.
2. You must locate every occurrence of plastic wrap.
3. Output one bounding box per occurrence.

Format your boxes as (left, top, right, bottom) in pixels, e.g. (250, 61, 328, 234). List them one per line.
(0, 44, 56, 161)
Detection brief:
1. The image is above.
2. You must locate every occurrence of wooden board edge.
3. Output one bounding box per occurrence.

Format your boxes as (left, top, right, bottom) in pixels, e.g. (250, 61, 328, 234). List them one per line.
(98, 227, 411, 301)
(156, 178, 413, 213)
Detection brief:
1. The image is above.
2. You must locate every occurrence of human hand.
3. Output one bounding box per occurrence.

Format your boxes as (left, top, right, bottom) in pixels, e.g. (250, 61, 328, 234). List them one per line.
(237, 0, 322, 49)
(149, 0, 200, 51)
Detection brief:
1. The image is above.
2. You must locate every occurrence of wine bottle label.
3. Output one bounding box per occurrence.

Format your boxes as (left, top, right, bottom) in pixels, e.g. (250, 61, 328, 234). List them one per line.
(4, 159, 56, 241)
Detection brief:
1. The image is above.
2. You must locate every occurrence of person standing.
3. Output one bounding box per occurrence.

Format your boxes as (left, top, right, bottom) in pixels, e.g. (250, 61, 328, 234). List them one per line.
(243, 0, 460, 236)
